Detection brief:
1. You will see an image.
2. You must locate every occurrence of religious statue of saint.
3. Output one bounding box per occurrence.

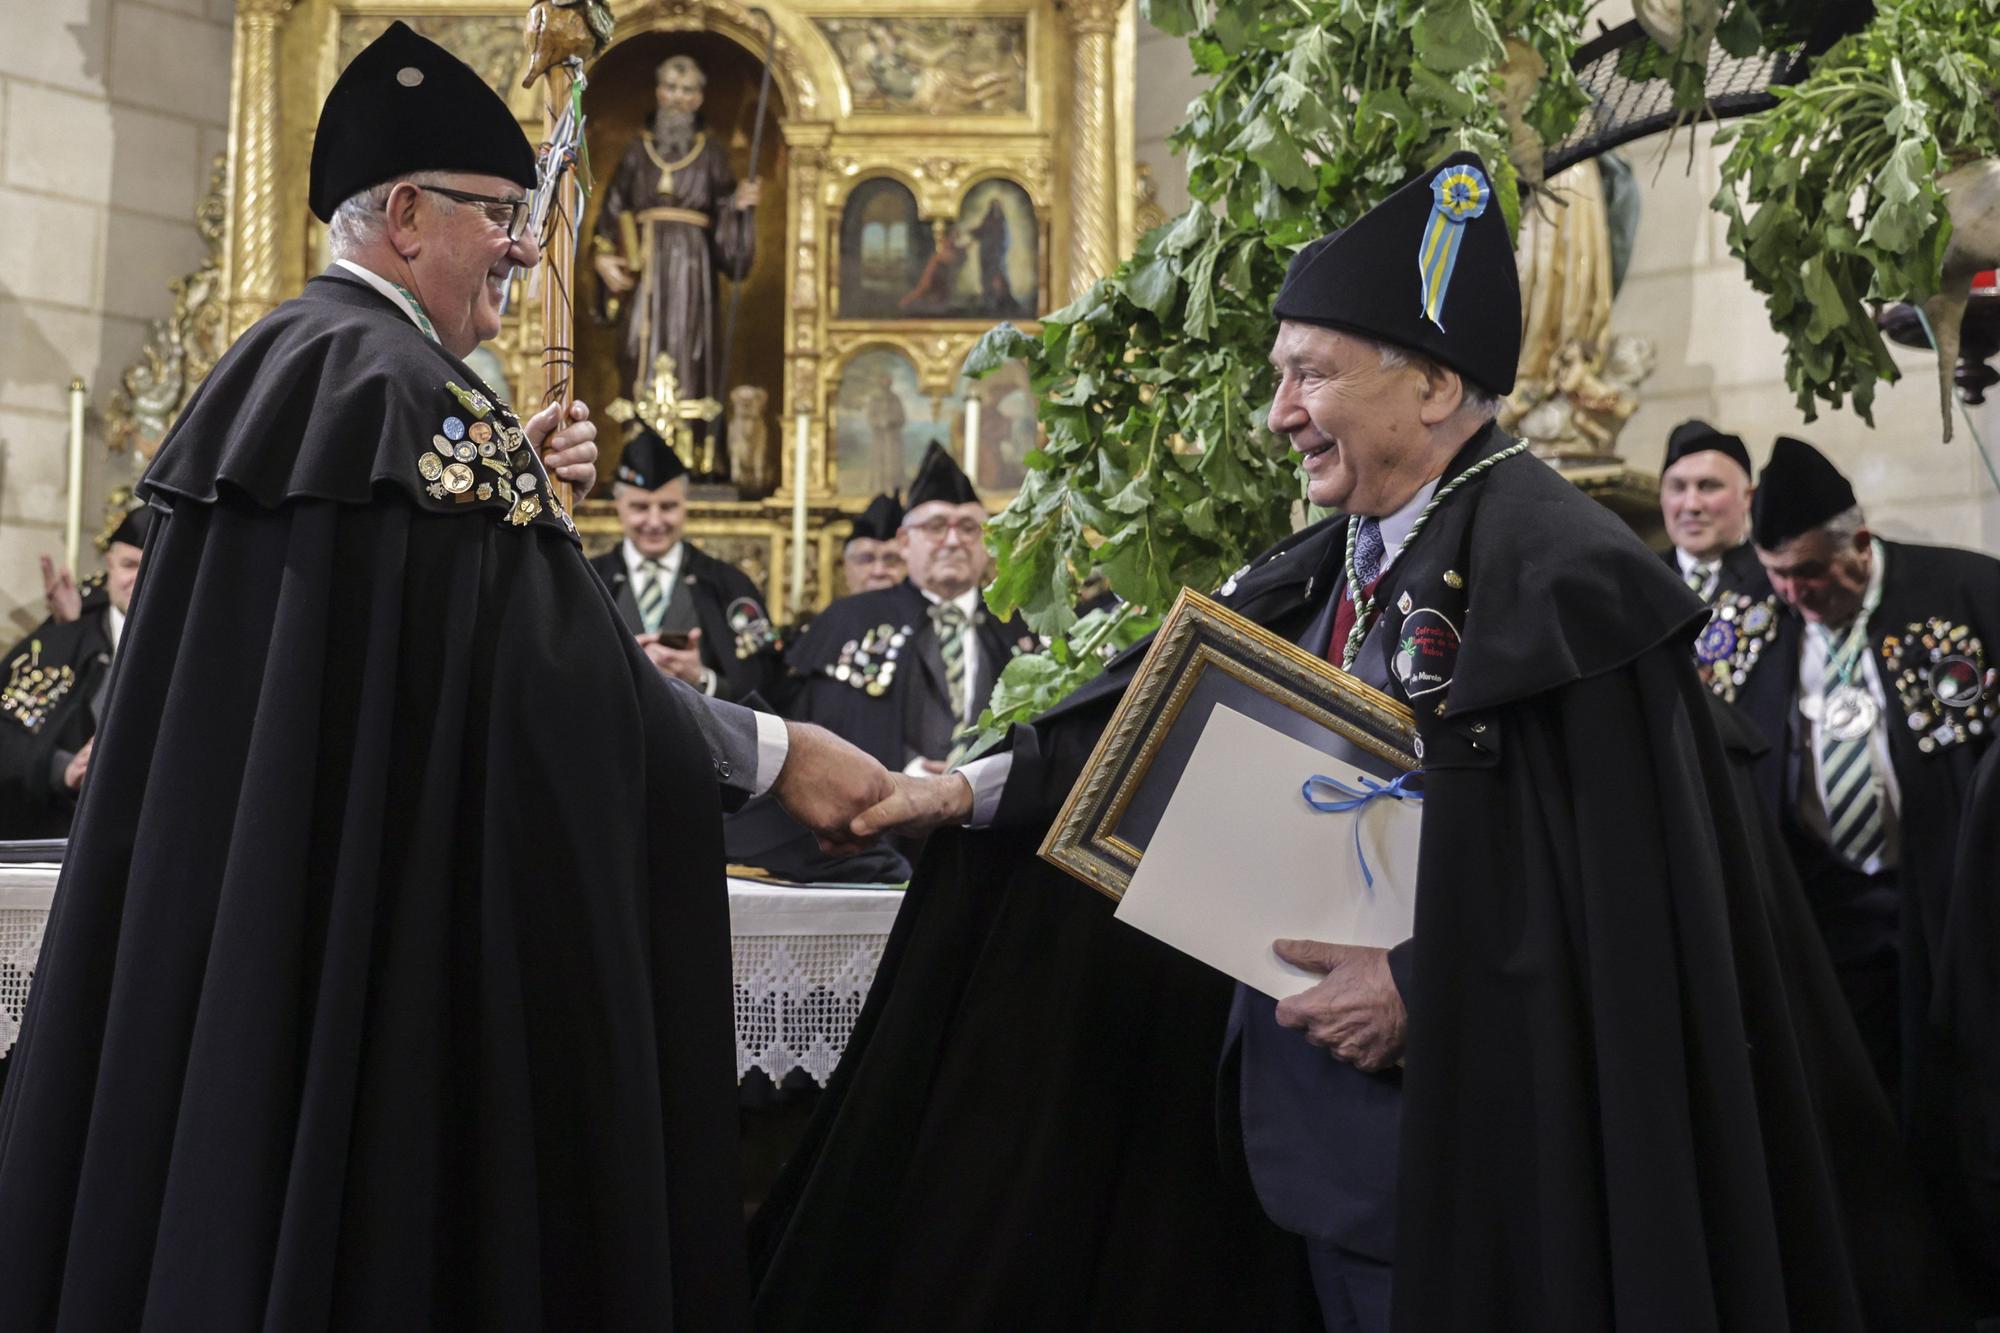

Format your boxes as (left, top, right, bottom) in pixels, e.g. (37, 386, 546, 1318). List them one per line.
(593, 54, 760, 458)
(863, 371, 907, 495)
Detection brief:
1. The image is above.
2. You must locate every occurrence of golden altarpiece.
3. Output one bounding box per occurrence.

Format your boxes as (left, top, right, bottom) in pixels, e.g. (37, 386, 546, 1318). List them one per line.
(197, 0, 1143, 617)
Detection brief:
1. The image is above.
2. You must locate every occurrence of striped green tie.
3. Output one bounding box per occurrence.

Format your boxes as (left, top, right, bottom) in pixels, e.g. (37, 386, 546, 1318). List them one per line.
(1814, 620, 1884, 867)
(635, 559, 667, 634)
(932, 601, 969, 720)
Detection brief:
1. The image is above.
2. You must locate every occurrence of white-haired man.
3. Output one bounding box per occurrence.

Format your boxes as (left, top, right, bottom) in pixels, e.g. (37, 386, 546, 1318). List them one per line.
(0, 23, 882, 1330)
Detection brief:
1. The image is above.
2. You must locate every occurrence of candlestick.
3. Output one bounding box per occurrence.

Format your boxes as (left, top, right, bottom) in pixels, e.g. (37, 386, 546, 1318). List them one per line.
(65, 379, 86, 575)
(791, 412, 810, 615)
(963, 395, 982, 486)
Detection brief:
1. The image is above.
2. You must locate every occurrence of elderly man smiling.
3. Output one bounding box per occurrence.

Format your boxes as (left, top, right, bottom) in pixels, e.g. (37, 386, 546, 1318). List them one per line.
(0, 24, 888, 1330)
(756, 154, 1964, 1332)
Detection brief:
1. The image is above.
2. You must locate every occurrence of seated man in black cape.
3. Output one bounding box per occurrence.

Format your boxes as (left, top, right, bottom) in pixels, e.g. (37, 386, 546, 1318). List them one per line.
(0, 25, 889, 1330)
(0, 507, 148, 839)
(753, 154, 1967, 1331)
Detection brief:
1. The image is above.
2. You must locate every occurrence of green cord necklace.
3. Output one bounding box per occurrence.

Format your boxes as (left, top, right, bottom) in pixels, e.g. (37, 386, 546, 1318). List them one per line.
(1339, 440, 1530, 670)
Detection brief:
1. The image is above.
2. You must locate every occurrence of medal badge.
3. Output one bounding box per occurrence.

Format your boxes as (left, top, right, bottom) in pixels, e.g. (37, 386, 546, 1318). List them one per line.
(1, 640, 76, 733)
(1821, 683, 1878, 742)
(1880, 617, 1996, 753)
(417, 383, 575, 535)
(1695, 592, 1781, 704)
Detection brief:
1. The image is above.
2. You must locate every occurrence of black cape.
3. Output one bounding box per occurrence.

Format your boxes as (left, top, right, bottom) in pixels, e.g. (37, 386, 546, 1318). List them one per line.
(754, 434, 1964, 1331)
(0, 608, 114, 840)
(0, 270, 749, 1330)
(1733, 540, 2000, 1308)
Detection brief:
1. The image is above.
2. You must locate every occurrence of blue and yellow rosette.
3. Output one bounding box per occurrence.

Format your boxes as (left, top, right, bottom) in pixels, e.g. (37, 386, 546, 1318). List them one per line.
(1416, 162, 1490, 332)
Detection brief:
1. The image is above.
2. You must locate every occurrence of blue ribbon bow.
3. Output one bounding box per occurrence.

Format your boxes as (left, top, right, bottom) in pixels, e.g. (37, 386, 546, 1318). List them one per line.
(1301, 770, 1425, 889)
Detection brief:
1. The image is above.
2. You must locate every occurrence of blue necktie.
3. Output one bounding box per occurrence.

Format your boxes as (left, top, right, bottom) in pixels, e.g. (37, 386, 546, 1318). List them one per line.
(1352, 517, 1386, 589)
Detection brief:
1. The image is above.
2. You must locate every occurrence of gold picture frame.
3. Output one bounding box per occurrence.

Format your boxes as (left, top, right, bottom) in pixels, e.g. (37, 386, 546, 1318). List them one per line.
(1039, 588, 1418, 902)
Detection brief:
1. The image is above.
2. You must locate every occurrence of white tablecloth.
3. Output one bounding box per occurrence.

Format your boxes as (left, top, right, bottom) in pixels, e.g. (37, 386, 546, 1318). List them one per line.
(0, 866, 903, 1087)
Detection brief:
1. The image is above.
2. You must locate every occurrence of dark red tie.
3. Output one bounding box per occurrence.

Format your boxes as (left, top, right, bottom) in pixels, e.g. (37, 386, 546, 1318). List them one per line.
(1326, 576, 1382, 667)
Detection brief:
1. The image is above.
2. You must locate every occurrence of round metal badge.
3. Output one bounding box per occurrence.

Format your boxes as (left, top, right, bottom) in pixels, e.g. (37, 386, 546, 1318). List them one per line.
(1740, 603, 1775, 637)
(1929, 655, 1983, 708)
(442, 417, 466, 441)
(454, 443, 476, 463)
(468, 421, 493, 445)
(418, 452, 444, 482)
(442, 462, 476, 495)
(1695, 619, 1738, 665)
(1822, 684, 1878, 742)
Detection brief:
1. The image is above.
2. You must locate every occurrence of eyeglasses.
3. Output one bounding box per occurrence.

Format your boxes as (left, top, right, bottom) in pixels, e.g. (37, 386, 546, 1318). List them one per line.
(848, 550, 906, 566)
(905, 516, 985, 542)
(413, 185, 531, 241)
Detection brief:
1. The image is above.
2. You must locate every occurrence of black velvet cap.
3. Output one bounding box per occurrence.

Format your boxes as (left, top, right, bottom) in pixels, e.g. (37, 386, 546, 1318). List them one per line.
(1661, 419, 1752, 478)
(309, 21, 538, 222)
(1752, 435, 1858, 549)
(847, 492, 904, 544)
(105, 506, 152, 551)
(905, 441, 979, 511)
(1273, 151, 1521, 395)
(614, 425, 690, 491)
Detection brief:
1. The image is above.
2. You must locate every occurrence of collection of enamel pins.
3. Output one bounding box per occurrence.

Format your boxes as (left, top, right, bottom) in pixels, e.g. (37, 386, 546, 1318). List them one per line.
(825, 622, 916, 697)
(1695, 592, 1781, 705)
(1, 641, 75, 733)
(1882, 618, 1996, 753)
(418, 381, 575, 534)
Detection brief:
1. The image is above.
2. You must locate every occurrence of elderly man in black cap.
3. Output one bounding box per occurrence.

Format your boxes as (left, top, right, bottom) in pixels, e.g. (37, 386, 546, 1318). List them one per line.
(590, 424, 780, 701)
(0, 24, 893, 1330)
(840, 491, 907, 595)
(1657, 418, 1788, 714)
(754, 153, 1960, 1332)
(1749, 435, 2000, 1312)
(781, 443, 1030, 775)
(0, 508, 149, 839)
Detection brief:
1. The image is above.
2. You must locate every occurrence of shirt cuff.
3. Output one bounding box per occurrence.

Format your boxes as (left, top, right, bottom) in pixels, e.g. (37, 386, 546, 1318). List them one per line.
(955, 752, 1014, 829)
(752, 710, 790, 797)
(699, 667, 719, 697)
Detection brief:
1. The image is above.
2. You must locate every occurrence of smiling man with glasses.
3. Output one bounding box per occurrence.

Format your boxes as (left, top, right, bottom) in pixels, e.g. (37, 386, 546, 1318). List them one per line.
(780, 442, 1033, 786)
(0, 22, 897, 1330)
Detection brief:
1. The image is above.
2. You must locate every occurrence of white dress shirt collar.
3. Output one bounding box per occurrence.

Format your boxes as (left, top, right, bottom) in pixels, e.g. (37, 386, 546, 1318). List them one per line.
(1374, 476, 1441, 577)
(622, 538, 684, 586)
(332, 258, 433, 336)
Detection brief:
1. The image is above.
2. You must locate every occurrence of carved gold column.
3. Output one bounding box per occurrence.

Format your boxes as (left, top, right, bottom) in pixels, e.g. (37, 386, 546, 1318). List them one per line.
(225, 0, 295, 340)
(1061, 0, 1123, 300)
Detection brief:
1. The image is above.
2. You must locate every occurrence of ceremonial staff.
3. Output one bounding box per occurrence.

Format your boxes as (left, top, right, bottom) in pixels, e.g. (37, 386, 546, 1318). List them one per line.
(521, 0, 614, 512)
(712, 6, 778, 426)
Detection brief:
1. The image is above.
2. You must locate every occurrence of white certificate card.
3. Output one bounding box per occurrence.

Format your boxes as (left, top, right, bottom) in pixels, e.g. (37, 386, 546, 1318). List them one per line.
(1114, 704, 1421, 1001)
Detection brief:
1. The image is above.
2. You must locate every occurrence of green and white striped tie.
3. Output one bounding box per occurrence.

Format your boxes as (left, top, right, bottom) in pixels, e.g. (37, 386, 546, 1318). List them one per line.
(1814, 621, 1884, 868)
(931, 601, 969, 720)
(635, 559, 668, 634)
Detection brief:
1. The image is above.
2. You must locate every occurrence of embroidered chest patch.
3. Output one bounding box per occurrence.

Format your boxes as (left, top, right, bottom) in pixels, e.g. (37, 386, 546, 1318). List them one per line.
(826, 621, 915, 697)
(2, 640, 76, 733)
(1393, 608, 1460, 700)
(1694, 593, 1781, 704)
(1880, 617, 1997, 753)
(418, 381, 576, 535)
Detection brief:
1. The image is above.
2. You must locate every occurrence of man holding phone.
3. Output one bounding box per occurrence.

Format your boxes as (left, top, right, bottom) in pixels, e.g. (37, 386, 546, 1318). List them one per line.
(591, 423, 781, 701)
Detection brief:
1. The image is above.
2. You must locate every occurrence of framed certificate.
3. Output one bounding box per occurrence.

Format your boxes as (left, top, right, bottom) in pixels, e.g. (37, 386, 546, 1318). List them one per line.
(1038, 588, 1418, 901)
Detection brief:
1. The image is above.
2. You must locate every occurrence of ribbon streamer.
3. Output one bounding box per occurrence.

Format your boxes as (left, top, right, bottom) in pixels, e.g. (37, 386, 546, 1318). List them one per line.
(1416, 162, 1489, 332)
(1301, 770, 1425, 890)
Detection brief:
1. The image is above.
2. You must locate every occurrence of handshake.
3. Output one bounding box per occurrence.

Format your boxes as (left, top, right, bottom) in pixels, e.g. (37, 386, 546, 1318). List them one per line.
(769, 722, 977, 850)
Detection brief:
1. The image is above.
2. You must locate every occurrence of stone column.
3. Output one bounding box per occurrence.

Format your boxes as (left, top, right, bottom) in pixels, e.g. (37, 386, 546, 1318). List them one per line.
(225, 0, 296, 340)
(1061, 0, 1124, 301)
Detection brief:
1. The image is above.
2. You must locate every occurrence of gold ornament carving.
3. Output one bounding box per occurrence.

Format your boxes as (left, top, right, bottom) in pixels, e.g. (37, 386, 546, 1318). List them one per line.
(227, 0, 293, 338)
(1135, 163, 1168, 234)
(1065, 17, 1116, 296)
(336, 14, 520, 92)
(107, 154, 230, 459)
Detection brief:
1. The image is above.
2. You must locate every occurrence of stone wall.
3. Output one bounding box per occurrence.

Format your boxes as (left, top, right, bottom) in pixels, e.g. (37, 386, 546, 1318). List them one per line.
(0, 0, 234, 633)
(1127, 14, 2000, 557)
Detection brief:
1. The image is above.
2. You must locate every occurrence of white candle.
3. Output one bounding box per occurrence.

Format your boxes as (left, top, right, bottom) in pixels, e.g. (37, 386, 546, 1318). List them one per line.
(791, 412, 810, 615)
(963, 395, 982, 485)
(65, 378, 86, 574)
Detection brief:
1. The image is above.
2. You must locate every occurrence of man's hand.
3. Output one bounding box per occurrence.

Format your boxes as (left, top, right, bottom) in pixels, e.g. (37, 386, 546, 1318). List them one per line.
(638, 629, 706, 685)
(41, 557, 79, 624)
(850, 771, 974, 841)
(733, 179, 762, 210)
(593, 253, 637, 295)
(772, 722, 896, 852)
(63, 739, 93, 793)
(525, 398, 600, 501)
(1271, 940, 1406, 1072)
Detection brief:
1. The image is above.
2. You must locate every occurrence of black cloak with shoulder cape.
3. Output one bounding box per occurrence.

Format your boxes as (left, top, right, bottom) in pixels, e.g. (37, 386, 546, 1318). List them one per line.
(0, 271, 749, 1331)
(752, 437, 1965, 1331)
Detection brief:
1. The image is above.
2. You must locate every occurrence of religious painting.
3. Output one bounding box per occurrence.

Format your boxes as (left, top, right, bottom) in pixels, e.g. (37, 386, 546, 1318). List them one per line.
(833, 347, 958, 497)
(951, 356, 1037, 493)
(838, 178, 934, 320)
(814, 18, 1029, 116)
(893, 179, 1040, 320)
